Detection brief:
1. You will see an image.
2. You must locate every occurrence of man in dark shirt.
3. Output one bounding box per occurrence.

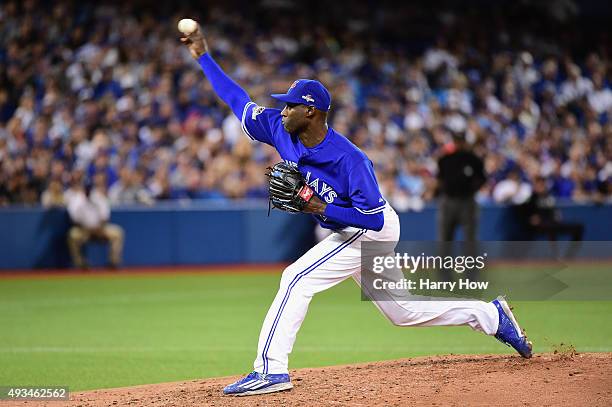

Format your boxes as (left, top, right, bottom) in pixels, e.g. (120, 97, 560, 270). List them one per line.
(519, 176, 584, 241)
(436, 132, 486, 242)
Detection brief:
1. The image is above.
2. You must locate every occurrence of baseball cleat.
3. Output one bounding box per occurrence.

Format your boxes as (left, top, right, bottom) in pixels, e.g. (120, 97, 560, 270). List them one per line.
(223, 371, 293, 396)
(492, 296, 533, 358)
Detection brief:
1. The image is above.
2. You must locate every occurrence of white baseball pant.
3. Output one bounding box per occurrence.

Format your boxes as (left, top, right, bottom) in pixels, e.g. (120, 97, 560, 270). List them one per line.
(253, 205, 499, 374)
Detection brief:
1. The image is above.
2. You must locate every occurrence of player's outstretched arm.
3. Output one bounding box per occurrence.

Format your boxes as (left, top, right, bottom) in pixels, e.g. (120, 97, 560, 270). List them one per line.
(180, 23, 251, 120)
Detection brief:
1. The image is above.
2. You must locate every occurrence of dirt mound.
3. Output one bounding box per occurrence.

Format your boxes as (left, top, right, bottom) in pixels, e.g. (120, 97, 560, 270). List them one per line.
(10, 353, 612, 406)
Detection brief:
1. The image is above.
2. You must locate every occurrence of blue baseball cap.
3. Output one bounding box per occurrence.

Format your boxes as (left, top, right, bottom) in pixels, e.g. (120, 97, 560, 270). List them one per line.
(271, 79, 332, 112)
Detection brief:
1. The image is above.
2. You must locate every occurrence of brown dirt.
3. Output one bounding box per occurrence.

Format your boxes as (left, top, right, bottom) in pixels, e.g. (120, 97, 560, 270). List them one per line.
(8, 353, 612, 407)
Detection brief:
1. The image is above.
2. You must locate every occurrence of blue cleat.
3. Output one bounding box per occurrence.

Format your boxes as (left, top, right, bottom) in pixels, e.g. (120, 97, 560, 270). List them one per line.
(492, 296, 533, 358)
(223, 371, 293, 396)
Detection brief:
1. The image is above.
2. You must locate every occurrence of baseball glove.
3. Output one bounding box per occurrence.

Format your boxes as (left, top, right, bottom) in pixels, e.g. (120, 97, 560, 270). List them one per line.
(266, 162, 314, 213)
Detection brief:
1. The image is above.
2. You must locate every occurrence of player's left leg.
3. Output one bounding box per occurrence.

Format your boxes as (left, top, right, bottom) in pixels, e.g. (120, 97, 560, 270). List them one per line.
(357, 271, 499, 334)
(354, 206, 531, 357)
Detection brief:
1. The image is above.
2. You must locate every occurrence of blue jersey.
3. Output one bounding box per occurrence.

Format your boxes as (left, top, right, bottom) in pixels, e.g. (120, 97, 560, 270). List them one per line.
(241, 102, 387, 230)
(196, 53, 386, 231)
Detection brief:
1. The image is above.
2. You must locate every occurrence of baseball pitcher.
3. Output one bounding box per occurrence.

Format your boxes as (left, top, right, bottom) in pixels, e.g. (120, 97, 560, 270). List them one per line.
(181, 23, 532, 397)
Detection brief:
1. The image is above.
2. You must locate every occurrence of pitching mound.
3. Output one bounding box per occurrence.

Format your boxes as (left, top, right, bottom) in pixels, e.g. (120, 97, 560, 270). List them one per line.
(11, 353, 612, 406)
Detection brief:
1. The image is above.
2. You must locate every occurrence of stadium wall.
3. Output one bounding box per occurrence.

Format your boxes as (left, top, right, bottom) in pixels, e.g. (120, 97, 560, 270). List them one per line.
(0, 202, 610, 269)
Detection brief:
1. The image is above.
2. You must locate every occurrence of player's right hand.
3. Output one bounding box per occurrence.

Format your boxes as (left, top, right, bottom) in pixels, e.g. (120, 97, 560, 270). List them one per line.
(180, 25, 209, 59)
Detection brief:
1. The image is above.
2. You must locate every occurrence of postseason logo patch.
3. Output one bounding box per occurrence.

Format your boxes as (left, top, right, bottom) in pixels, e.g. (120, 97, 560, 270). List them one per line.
(289, 80, 300, 90)
(251, 105, 265, 120)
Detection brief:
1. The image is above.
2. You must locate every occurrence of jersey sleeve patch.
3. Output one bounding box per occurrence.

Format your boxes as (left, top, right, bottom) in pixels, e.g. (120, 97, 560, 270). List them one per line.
(251, 105, 266, 120)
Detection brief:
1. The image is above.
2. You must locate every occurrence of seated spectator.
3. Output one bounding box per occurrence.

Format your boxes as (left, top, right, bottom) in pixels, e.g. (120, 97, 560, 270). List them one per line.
(517, 176, 584, 242)
(41, 178, 66, 208)
(65, 173, 125, 269)
(493, 169, 532, 205)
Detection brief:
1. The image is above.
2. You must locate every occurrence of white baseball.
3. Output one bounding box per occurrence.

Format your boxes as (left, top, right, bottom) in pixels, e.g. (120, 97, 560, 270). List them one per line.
(178, 18, 198, 35)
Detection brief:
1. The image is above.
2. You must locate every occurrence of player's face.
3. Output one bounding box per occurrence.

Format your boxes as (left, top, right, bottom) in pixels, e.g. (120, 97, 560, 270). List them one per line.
(281, 103, 308, 133)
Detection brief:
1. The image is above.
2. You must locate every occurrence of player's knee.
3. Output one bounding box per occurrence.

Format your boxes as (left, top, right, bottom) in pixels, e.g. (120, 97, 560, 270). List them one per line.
(380, 303, 418, 326)
(378, 308, 404, 326)
(386, 314, 405, 326)
(280, 264, 300, 287)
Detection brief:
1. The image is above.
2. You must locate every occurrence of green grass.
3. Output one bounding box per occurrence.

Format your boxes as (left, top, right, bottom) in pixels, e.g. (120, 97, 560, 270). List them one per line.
(0, 270, 611, 391)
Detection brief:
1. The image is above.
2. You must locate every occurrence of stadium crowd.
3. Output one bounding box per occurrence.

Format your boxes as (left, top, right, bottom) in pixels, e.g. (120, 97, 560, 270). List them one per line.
(0, 0, 610, 210)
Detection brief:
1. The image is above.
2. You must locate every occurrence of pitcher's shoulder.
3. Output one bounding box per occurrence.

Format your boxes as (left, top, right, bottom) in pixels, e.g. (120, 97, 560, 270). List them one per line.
(328, 129, 368, 160)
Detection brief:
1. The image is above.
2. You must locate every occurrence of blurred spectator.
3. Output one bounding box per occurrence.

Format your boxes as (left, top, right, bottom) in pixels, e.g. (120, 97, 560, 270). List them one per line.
(518, 176, 584, 241)
(41, 178, 66, 208)
(65, 173, 124, 269)
(493, 169, 532, 205)
(0, 0, 609, 208)
(556, 64, 593, 107)
(109, 167, 154, 205)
